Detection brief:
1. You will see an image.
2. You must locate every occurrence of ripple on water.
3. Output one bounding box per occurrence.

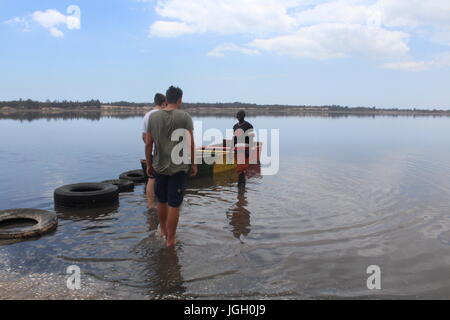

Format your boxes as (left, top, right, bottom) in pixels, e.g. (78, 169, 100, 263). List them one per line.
(2, 139, 450, 299)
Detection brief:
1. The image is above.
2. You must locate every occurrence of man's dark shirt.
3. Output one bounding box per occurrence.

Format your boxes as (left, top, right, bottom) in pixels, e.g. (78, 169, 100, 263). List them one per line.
(233, 121, 254, 146)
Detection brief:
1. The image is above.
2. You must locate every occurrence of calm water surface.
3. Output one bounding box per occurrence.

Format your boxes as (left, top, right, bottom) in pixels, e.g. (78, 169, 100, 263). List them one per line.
(1, 115, 450, 299)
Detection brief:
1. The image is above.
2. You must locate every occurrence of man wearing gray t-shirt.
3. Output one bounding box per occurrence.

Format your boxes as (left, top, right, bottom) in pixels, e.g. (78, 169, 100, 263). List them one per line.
(145, 86, 197, 248)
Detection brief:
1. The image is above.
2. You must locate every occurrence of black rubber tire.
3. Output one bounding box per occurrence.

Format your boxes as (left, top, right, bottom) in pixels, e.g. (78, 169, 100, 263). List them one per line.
(119, 170, 146, 183)
(54, 183, 119, 208)
(102, 179, 134, 193)
(0, 209, 58, 239)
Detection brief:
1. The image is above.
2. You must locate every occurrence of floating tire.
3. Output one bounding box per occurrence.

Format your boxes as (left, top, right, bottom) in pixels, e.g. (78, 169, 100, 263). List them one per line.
(102, 179, 134, 193)
(0, 209, 58, 240)
(54, 183, 119, 208)
(119, 170, 146, 183)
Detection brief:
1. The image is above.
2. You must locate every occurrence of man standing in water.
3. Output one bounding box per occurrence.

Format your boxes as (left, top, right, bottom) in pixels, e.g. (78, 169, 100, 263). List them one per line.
(142, 93, 166, 209)
(233, 110, 255, 148)
(145, 86, 197, 248)
(233, 110, 255, 177)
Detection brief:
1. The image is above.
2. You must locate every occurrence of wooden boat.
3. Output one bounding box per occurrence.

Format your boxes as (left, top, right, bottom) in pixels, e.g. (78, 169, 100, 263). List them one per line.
(196, 140, 262, 178)
(140, 140, 262, 179)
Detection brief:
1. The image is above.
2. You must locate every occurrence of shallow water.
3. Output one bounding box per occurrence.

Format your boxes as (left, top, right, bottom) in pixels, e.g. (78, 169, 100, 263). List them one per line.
(1, 115, 450, 299)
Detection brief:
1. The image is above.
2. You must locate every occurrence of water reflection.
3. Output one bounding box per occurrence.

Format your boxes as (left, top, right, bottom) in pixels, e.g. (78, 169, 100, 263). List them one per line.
(186, 171, 238, 190)
(134, 238, 186, 299)
(226, 175, 251, 240)
(146, 209, 159, 232)
(134, 211, 186, 299)
(55, 204, 119, 221)
(150, 248, 185, 299)
(1, 113, 449, 122)
(225, 166, 262, 241)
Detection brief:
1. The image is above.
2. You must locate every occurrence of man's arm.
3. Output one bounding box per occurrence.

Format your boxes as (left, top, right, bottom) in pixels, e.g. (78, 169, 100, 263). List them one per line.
(247, 123, 256, 137)
(142, 132, 146, 143)
(185, 114, 197, 177)
(188, 129, 197, 177)
(145, 132, 154, 177)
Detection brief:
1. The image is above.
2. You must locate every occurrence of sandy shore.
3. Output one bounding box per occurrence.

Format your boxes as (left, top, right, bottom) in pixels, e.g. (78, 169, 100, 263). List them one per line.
(0, 251, 117, 300)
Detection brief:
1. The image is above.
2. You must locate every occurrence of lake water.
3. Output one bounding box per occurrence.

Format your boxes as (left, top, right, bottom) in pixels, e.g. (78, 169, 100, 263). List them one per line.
(1, 115, 450, 299)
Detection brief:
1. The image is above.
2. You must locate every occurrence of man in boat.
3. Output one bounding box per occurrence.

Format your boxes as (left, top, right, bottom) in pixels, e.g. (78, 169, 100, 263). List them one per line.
(233, 110, 255, 175)
(142, 93, 166, 209)
(145, 86, 198, 248)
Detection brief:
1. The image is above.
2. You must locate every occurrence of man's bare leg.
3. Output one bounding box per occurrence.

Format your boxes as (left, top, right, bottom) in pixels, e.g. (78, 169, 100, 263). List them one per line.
(146, 178, 156, 209)
(166, 206, 180, 248)
(157, 202, 169, 239)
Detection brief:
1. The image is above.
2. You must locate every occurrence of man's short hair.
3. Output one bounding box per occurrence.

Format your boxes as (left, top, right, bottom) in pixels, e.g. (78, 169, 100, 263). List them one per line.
(154, 93, 166, 106)
(166, 86, 183, 104)
(237, 110, 246, 118)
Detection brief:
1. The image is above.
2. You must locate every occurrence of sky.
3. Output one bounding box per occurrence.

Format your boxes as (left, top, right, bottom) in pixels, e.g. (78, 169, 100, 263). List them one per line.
(1, 0, 450, 109)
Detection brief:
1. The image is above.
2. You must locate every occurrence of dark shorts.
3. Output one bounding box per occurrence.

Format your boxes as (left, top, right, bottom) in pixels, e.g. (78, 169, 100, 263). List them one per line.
(154, 171, 187, 208)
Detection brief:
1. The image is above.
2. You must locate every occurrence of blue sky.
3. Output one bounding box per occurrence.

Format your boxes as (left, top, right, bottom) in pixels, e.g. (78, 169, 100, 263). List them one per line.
(1, 0, 450, 108)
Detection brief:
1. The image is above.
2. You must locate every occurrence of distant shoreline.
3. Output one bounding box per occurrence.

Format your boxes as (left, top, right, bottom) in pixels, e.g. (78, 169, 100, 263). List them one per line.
(1, 104, 450, 118)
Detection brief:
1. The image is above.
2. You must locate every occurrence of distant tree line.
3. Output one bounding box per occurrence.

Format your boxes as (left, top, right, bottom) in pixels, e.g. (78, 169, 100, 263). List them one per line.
(0, 99, 101, 109)
(0, 99, 448, 113)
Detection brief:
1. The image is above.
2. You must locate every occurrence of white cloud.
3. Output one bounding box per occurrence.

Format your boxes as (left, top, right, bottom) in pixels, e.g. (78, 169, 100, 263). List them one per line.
(294, 0, 377, 26)
(149, 21, 195, 37)
(32, 10, 68, 29)
(49, 27, 64, 38)
(4, 17, 31, 32)
(207, 43, 260, 57)
(378, 0, 450, 29)
(149, 0, 299, 37)
(378, 0, 450, 45)
(32, 9, 80, 37)
(143, 0, 450, 68)
(5, 7, 80, 38)
(384, 52, 450, 71)
(251, 23, 410, 61)
(383, 61, 429, 72)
